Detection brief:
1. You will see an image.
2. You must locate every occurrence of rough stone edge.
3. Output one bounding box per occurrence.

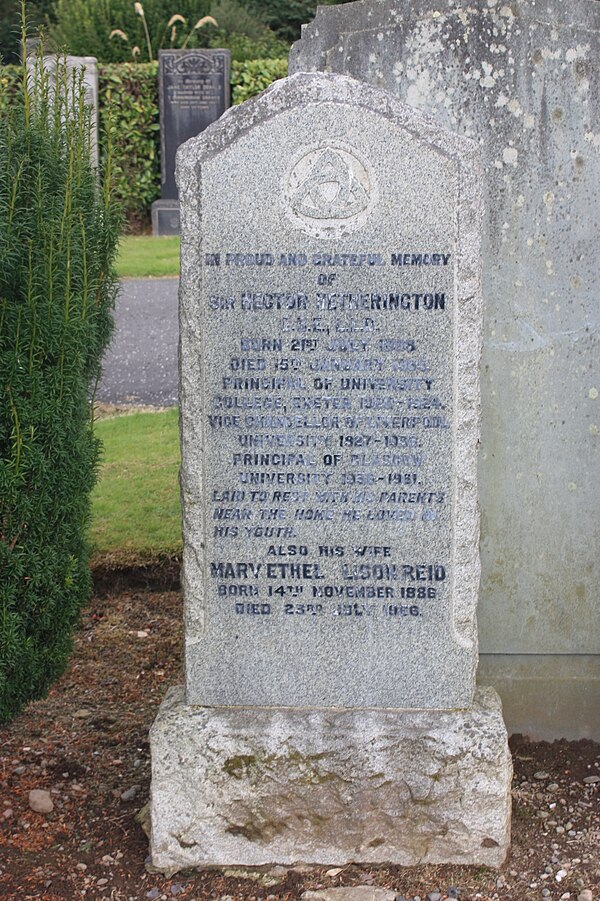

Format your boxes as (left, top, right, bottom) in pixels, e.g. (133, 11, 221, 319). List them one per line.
(175, 71, 482, 697)
(176, 71, 480, 169)
(289, 0, 600, 73)
(149, 685, 512, 874)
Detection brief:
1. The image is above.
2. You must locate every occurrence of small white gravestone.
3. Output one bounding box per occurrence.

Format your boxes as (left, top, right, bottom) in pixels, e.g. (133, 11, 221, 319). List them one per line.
(149, 72, 511, 874)
(27, 55, 99, 168)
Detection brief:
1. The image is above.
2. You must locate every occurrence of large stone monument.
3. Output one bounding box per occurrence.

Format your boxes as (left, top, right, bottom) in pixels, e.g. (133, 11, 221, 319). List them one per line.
(151, 49, 230, 236)
(149, 72, 511, 873)
(290, 0, 600, 741)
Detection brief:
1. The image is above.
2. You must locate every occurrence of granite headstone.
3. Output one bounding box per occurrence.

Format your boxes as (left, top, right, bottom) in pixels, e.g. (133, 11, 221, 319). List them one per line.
(149, 73, 512, 872)
(152, 49, 230, 235)
(290, 0, 600, 740)
(178, 72, 482, 711)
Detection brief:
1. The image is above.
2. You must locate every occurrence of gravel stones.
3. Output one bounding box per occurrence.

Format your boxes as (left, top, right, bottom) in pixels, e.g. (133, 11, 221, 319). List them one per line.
(120, 784, 141, 801)
(28, 789, 53, 814)
(3, 584, 598, 898)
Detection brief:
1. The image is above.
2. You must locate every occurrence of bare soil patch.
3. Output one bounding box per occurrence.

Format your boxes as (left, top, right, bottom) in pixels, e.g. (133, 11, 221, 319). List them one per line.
(1, 568, 598, 900)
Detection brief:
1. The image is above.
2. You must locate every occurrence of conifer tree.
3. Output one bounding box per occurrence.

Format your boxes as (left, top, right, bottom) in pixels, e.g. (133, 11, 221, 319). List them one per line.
(0, 7, 120, 721)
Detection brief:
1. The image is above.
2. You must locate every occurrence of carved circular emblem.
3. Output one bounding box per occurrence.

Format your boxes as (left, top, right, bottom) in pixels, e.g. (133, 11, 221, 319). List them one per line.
(284, 144, 377, 238)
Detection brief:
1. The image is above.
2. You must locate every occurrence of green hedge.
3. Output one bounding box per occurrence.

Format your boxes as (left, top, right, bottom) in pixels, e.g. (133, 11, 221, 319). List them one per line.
(99, 63, 161, 231)
(231, 57, 287, 103)
(1, 58, 287, 229)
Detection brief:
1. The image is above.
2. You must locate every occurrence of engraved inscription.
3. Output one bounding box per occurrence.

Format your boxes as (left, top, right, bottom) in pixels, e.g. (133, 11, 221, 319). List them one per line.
(201, 245, 454, 629)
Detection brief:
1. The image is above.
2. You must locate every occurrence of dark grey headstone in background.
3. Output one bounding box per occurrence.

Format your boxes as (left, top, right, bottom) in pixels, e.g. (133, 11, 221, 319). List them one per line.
(159, 49, 230, 200)
(152, 49, 230, 235)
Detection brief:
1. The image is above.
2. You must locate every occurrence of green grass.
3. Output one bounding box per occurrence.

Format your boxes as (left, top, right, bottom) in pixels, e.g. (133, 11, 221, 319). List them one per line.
(115, 235, 180, 278)
(91, 409, 181, 558)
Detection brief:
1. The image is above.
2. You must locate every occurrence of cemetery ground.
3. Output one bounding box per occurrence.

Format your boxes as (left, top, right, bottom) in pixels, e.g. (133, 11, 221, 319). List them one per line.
(0, 412, 597, 900)
(0, 553, 597, 900)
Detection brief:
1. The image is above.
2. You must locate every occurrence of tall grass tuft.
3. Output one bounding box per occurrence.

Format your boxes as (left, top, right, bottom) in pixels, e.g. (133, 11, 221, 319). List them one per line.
(0, 8, 120, 722)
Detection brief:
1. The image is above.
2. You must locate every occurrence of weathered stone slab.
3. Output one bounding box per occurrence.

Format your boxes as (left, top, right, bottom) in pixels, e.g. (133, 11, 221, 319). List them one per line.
(177, 72, 482, 710)
(149, 685, 512, 873)
(290, 0, 600, 676)
(302, 890, 396, 901)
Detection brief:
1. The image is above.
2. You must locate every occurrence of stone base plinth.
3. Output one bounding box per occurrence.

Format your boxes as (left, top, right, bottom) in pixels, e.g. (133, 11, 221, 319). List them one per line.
(151, 199, 180, 236)
(149, 686, 512, 875)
